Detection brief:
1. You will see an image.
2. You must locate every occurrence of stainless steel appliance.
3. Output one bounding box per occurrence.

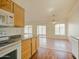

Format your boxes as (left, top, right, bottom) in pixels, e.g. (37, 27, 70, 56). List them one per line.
(0, 9, 14, 26)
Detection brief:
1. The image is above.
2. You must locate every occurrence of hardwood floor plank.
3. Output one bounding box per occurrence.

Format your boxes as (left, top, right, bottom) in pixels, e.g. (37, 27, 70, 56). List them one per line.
(32, 38, 73, 59)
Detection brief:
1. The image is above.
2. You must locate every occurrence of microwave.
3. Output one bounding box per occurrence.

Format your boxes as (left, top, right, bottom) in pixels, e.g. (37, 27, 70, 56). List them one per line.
(0, 9, 14, 26)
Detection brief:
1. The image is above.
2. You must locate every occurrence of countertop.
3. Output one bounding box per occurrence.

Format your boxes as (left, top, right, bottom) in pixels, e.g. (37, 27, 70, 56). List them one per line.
(0, 35, 37, 49)
(22, 35, 33, 40)
(71, 36, 79, 40)
(22, 37, 32, 41)
(0, 39, 21, 50)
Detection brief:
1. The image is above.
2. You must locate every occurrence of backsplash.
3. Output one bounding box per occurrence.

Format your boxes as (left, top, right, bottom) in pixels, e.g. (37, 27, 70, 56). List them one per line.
(0, 27, 24, 37)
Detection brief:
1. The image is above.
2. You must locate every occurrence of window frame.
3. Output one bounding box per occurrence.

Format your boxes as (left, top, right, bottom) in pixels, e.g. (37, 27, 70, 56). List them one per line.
(37, 25, 46, 35)
(24, 25, 33, 38)
(55, 24, 65, 35)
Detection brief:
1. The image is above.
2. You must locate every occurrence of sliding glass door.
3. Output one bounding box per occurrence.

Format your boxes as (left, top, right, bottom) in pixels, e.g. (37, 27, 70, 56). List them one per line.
(37, 25, 46, 37)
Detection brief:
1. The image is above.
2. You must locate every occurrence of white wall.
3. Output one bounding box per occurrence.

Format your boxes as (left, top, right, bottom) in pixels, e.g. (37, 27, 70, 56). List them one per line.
(68, 1, 79, 59)
(26, 19, 68, 39)
(46, 19, 68, 39)
(12, 0, 32, 25)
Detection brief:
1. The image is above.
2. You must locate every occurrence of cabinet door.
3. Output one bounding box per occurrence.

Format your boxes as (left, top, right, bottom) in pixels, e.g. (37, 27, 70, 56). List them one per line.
(0, 0, 1, 8)
(0, 0, 14, 13)
(32, 38, 37, 55)
(36, 37, 39, 49)
(14, 3, 24, 27)
(22, 40, 31, 59)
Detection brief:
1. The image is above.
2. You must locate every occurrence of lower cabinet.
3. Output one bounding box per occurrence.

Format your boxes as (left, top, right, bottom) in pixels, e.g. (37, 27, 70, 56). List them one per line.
(31, 37, 37, 55)
(21, 37, 39, 59)
(21, 39, 31, 59)
(36, 37, 39, 49)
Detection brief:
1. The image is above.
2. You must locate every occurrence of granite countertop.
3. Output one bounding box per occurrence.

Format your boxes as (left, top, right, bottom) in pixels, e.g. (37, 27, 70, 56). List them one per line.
(0, 38, 21, 49)
(21, 35, 33, 40)
(21, 37, 32, 41)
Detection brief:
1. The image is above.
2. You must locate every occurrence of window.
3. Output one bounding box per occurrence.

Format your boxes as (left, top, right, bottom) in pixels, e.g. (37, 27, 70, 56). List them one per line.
(55, 24, 65, 35)
(37, 25, 46, 43)
(37, 25, 46, 35)
(24, 25, 32, 38)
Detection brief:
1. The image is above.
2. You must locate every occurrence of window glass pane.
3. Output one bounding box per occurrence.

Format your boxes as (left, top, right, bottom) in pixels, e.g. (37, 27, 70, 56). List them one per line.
(28, 28, 32, 33)
(24, 34, 29, 38)
(39, 26, 42, 34)
(37, 25, 46, 35)
(24, 25, 32, 38)
(24, 28, 28, 33)
(55, 24, 60, 35)
(60, 24, 65, 35)
(55, 24, 65, 35)
(24, 26, 29, 33)
(42, 26, 46, 34)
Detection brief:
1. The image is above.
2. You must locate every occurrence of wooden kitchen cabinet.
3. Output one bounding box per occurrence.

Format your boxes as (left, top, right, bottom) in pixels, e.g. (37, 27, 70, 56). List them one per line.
(22, 37, 39, 59)
(14, 3, 24, 27)
(21, 39, 31, 59)
(0, 0, 1, 7)
(36, 37, 39, 49)
(31, 37, 37, 55)
(0, 0, 14, 13)
(0, 0, 24, 27)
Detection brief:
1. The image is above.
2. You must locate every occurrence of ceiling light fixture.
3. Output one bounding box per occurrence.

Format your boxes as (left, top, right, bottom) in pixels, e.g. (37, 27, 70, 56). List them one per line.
(52, 14, 56, 24)
(48, 8, 54, 12)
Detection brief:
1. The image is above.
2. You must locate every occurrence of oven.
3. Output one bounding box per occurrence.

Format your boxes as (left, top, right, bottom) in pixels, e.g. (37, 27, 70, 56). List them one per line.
(0, 50, 17, 59)
(0, 41, 21, 59)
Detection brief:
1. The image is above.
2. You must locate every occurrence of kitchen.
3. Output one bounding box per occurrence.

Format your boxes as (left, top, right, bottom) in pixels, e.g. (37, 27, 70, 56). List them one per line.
(0, 0, 79, 59)
(0, 0, 39, 59)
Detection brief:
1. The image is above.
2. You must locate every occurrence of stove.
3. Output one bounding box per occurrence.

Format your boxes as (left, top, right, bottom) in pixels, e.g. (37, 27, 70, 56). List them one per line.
(0, 39, 21, 59)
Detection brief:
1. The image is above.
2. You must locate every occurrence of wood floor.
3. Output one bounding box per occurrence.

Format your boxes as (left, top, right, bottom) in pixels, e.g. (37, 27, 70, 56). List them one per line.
(32, 37, 73, 59)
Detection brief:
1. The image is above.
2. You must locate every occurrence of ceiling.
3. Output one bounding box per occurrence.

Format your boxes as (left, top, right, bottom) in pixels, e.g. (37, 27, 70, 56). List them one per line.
(14, 0, 78, 24)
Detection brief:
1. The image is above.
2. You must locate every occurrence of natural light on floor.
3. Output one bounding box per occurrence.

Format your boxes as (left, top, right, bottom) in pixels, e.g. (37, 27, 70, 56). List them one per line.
(54, 41, 66, 51)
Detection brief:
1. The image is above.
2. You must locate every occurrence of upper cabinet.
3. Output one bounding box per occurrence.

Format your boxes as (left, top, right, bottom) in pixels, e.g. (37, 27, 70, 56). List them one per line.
(0, 0, 14, 13)
(0, 0, 1, 7)
(0, 0, 25, 27)
(14, 3, 24, 27)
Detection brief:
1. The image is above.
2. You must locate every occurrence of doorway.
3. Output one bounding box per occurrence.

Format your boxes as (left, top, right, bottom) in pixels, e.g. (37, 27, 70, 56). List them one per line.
(37, 25, 47, 47)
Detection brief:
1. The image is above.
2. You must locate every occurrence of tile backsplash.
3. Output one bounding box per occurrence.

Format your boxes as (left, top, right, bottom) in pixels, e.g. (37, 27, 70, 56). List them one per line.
(0, 27, 24, 37)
